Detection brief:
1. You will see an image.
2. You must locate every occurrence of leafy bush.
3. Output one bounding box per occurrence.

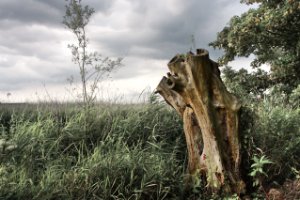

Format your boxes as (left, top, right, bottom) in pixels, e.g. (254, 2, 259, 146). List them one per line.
(253, 103, 300, 184)
(223, 66, 300, 191)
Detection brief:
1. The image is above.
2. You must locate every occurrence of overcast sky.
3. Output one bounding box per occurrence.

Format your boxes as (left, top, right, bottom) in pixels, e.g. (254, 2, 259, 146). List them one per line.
(0, 0, 255, 103)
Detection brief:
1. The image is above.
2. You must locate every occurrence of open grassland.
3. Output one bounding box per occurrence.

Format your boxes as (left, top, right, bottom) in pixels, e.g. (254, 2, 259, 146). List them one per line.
(0, 99, 300, 199)
(0, 102, 189, 199)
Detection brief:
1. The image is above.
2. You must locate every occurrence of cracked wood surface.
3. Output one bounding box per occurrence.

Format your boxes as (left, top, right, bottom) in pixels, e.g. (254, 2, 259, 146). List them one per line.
(156, 49, 245, 194)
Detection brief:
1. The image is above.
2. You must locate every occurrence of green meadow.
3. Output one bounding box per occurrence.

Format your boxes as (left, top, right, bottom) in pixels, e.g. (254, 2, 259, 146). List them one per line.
(1, 94, 300, 199)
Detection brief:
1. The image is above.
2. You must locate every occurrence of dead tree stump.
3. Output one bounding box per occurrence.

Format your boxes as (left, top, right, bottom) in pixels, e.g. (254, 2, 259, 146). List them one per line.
(156, 49, 245, 194)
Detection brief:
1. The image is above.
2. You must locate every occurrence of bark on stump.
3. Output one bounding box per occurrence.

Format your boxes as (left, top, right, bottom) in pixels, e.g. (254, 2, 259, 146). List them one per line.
(156, 49, 245, 194)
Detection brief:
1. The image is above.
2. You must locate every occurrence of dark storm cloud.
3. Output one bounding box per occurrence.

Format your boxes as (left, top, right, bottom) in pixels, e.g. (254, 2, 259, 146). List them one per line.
(0, 0, 115, 27)
(0, 0, 61, 26)
(87, 0, 252, 80)
(90, 0, 250, 61)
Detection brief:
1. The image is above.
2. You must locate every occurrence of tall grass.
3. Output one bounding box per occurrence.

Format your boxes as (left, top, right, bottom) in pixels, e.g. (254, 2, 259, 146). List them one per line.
(252, 102, 300, 184)
(0, 102, 189, 199)
(239, 96, 300, 189)
(1, 96, 299, 199)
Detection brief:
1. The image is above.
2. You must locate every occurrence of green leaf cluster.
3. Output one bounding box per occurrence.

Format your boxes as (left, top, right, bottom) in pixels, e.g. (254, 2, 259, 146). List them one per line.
(249, 155, 273, 187)
(211, 0, 300, 93)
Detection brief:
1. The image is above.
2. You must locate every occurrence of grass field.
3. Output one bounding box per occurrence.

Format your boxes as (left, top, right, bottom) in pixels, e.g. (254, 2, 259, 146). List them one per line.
(0, 98, 300, 199)
(0, 101, 191, 199)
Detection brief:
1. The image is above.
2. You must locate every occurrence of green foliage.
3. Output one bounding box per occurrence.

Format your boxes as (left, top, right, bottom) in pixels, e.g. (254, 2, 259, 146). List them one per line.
(253, 103, 300, 183)
(222, 193, 239, 200)
(290, 84, 300, 108)
(291, 167, 300, 180)
(63, 0, 94, 30)
(224, 65, 300, 192)
(211, 0, 300, 93)
(249, 155, 273, 187)
(222, 66, 270, 103)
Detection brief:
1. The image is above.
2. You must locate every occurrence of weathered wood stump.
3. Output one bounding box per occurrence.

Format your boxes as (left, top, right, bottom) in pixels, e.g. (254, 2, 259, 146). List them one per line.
(156, 49, 245, 194)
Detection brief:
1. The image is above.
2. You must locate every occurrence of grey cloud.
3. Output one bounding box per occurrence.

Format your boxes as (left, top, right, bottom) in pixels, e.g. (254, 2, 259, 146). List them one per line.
(0, 59, 77, 91)
(0, 0, 115, 27)
(0, 0, 251, 96)
(0, 0, 61, 26)
(90, 0, 244, 61)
